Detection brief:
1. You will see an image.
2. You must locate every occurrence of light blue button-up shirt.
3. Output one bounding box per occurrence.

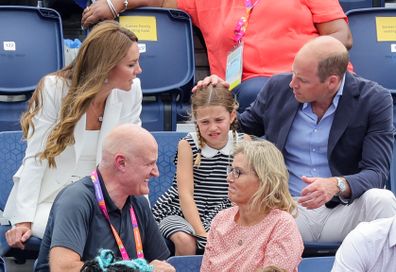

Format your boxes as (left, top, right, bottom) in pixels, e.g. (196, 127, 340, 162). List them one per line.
(285, 75, 346, 196)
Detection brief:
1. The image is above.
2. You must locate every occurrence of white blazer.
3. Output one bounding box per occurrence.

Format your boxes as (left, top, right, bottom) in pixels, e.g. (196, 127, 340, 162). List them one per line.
(3, 75, 142, 235)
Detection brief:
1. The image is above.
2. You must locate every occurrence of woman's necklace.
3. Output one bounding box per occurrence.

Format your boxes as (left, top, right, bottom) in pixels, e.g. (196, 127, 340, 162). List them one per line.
(90, 104, 104, 123)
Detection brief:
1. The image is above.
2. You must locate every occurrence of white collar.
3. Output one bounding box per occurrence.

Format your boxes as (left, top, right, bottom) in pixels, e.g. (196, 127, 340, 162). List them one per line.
(190, 131, 235, 158)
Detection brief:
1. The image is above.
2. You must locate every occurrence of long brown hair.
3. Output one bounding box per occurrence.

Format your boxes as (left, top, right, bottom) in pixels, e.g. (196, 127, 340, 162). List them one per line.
(21, 20, 138, 167)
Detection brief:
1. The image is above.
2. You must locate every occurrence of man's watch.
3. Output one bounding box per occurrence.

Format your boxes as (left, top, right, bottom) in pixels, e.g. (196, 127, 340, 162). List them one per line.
(335, 177, 347, 196)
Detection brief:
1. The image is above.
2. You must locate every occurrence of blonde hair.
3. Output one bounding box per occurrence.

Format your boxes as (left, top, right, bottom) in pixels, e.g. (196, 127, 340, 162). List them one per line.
(234, 141, 297, 217)
(191, 84, 238, 166)
(21, 20, 138, 167)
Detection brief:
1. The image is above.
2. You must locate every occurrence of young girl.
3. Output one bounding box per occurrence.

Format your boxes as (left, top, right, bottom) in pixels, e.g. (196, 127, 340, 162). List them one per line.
(152, 84, 249, 256)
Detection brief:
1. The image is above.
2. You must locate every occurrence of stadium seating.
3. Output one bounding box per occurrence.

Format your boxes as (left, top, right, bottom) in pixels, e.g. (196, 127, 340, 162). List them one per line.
(0, 5, 64, 131)
(0, 256, 6, 272)
(167, 255, 202, 272)
(149, 131, 186, 206)
(299, 256, 335, 272)
(347, 8, 396, 93)
(0, 131, 41, 261)
(339, 0, 385, 12)
(119, 8, 195, 131)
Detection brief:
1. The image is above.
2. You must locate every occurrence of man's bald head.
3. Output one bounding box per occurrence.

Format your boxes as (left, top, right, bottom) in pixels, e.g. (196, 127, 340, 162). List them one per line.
(101, 124, 157, 167)
(295, 36, 349, 82)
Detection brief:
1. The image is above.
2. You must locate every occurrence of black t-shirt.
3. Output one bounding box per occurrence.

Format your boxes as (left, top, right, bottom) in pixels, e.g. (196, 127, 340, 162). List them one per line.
(35, 174, 169, 271)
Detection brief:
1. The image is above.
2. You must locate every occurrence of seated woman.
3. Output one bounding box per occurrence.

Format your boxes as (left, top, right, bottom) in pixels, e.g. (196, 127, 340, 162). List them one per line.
(3, 20, 143, 250)
(201, 141, 303, 272)
(81, 249, 153, 272)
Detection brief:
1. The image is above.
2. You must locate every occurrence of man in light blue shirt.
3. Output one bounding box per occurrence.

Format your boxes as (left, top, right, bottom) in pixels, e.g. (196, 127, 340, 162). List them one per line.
(198, 36, 396, 242)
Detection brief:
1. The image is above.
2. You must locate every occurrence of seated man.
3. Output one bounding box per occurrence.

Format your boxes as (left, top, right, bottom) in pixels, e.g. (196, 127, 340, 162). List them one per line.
(197, 36, 396, 242)
(332, 215, 396, 271)
(35, 124, 175, 272)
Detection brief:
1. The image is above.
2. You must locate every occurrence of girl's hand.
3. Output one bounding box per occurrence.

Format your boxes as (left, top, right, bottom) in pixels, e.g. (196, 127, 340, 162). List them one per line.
(192, 75, 229, 93)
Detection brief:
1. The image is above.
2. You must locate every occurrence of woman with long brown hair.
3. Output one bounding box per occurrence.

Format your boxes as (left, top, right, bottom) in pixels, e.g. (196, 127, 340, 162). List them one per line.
(4, 20, 143, 250)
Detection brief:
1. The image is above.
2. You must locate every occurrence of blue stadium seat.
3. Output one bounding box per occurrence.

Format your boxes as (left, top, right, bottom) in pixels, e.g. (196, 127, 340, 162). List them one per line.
(0, 5, 64, 132)
(339, 0, 384, 12)
(167, 255, 202, 272)
(0, 131, 41, 261)
(388, 136, 396, 195)
(303, 241, 341, 257)
(346, 8, 396, 93)
(119, 7, 195, 131)
(299, 256, 335, 272)
(0, 256, 6, 272)
(149, 131, 186, 206)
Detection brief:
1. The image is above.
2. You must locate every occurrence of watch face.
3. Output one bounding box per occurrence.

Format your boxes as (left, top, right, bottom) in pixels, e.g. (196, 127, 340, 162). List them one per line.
(338, 178, 346, 192)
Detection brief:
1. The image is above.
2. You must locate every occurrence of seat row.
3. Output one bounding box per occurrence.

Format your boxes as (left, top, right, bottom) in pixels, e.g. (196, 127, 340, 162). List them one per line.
(0, 254, 335, 272)
(1, 5, 396, 132)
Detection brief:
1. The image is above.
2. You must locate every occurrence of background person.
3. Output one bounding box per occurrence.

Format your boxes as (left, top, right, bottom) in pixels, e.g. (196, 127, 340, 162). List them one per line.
(152, 84, 250, 255)
(201, 141, 303, 272)
(80, 0, 352, 112)
(35, 124, 174, 272)
(332, 215, 396, 272)
(3, 21, 142, 252)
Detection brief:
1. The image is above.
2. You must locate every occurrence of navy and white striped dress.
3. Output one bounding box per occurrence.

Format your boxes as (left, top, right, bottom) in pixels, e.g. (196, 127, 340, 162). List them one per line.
(152, 131, 245, 250)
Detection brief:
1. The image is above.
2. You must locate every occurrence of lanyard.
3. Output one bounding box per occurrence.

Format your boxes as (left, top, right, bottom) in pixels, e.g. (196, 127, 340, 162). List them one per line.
(91, 170, 144, 260)
(233, 0, 261, 44)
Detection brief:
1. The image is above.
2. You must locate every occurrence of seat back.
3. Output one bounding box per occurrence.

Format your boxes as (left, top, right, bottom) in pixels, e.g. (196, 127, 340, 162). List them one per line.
(167, 255, 202, 272)
(303, 241, 341, 257)
(339, 0, 384, 12)
(119, 7, 195, 131)
(388, 136, 396, 195)
(0, 256, 6, 272)
(346, 8, 396, 92)
(0, 5, 64, 131)
(299, 256, 335, 272)
(0, 131, 40, 261)
(0, 131, 25, 211)
(149, 131, 186, 206)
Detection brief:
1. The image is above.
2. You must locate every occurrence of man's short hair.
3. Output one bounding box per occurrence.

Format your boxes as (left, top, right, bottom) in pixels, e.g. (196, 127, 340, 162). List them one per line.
(317, 51, 349, 82)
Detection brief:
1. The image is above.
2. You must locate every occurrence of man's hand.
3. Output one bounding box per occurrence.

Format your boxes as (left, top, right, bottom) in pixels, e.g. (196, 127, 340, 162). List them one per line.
(81, 0, 114, 29)
(298, 176, 340, 209)
(5, 222, 32, 250)
(192, 75, 229, 93)
(150, 260, 176, 272)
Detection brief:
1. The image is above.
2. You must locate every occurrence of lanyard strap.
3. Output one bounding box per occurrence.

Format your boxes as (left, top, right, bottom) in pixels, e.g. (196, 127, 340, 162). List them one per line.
(233, 0, 261, 44)
(91, 170, 144, 260)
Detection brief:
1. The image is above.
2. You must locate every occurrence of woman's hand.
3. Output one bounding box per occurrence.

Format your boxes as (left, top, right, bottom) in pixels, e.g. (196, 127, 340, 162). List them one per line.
(81, 0, 114, 29)
(5, 222, 32, 250)
(192, 75, 229, 93)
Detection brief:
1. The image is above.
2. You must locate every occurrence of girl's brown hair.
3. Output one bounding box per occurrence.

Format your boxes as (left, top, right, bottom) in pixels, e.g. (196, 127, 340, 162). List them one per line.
(191, 84, 238, 166)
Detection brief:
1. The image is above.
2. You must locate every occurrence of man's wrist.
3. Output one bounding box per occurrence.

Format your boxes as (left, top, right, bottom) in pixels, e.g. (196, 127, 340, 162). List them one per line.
(335, 177, 351, 199)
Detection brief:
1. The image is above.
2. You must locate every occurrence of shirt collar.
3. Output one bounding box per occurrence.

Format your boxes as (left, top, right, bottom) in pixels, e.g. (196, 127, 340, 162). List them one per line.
(302, 73, 346, 110)
(191, 131, 234, 158)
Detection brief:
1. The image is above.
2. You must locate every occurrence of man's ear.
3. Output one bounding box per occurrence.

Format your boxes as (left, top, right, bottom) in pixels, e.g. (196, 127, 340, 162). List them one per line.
(327, 75, 340, 91)
(114, 154, 126, 171)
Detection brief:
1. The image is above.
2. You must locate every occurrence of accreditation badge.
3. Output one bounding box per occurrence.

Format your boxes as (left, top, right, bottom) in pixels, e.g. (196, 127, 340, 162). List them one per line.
(225, 43, 243, 91)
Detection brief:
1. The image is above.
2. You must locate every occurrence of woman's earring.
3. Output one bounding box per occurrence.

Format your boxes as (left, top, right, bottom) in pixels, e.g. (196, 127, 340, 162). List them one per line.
(104, 78, 109, 84)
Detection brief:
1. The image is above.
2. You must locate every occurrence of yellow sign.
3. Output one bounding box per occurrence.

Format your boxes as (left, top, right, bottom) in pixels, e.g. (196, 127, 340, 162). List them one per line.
(119, 16, 158, 41)
(376, 17, 396, 42)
